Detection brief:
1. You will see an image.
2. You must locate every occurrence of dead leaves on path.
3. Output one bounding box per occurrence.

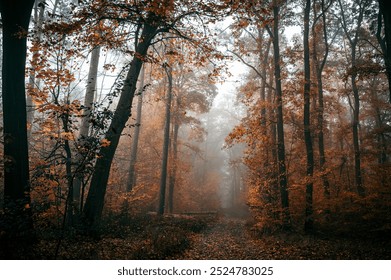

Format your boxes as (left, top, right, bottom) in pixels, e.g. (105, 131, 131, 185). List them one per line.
(177, 217, 391, 260)
(7, 215, 391, 259)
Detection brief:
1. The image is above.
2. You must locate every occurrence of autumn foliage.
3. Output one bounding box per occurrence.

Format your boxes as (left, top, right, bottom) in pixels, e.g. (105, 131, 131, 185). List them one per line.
(0, 0, 390, 259)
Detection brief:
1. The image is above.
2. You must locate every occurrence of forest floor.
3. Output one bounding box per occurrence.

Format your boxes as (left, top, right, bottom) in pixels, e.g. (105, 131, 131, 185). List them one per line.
(1, 213, 390, 259)
(177, 216, 391, 259)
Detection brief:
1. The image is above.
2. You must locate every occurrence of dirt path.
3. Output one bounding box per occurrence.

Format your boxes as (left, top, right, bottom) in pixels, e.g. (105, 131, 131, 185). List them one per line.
(179, 217, 258, 259)
(177, 217, 391, 259)
(13, 215, 390, 259)
(178, 217, 287, 259)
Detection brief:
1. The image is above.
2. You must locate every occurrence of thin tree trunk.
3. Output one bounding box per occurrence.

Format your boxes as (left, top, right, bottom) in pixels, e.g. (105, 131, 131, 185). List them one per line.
(374, 109, 387, 165)
(350, 32, 365, 198)
(74, 45, 101, 210)
(83, 23, 158, 228)
(168, 123, 179, 213)
(368, 80, 388, 166)
(80, 46, 101, 143)
(270, 1, 291, 230)
(168, 111, 179, 214)
(315, 60, 331, 198)
(267, 60, 277, 168)
(338, 0, 366, 197)
(266, 54, 279, 212)
(258, 28, 271, 130)
(258, 30, 273, 205)
(27, 0, 45, 135)
(351, 70, 365, 196)
(158, 65, 173, 215)
(60, 106, 74, 226)
(303, 0, 314, 233)
(127, 65, 145, 192)
(0, 0, 35, 236)
(378, 0, 391, 102)
(313, 0, 331, 199)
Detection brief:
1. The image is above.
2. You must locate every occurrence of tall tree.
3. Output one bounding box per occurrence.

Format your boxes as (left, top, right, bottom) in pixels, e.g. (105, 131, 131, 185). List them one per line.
(74, 45, 101, 210)
(303, 0, 315, 233)
(167, 108, 179, 214)
(312, 0, 332, 200)
(127, 65, 145, 192)
(338, 0, 367, 197)
(268, 0, 291, 229)
(27, 0, 45, 135)
(378, 0, 391, 102)
(0, 0, 35, 232)
(157, 64, 173, 215)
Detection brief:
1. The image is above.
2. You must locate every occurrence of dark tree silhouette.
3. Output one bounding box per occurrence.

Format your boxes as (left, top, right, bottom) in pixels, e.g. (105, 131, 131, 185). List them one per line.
(0, 0, 35, 233)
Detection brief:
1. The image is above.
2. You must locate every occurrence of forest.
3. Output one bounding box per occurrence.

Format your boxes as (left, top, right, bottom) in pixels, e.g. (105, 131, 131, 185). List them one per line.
(0, 0, 390, 260)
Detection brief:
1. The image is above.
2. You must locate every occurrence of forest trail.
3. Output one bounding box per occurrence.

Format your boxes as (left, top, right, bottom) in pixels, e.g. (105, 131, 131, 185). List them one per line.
(177, 216, 301, 259)
(176, 216, 391, 260)
(180, 217, 259, 259)
(3, 214, 390, 259)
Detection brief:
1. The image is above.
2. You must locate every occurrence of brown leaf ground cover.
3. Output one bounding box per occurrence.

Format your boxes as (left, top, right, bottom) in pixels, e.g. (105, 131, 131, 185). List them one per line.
(177, 217, 391, 259)
(1, 214, 390, 259)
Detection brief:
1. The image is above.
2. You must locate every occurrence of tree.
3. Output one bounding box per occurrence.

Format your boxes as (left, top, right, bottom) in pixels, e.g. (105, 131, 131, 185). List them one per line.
(303, 0, 315, 233)
(27, 0, 46, 135)
(167, 106, 179, 213)
(0, 0, 35, 234)
(74, 44, 101, 211)
(126, 65, 145, 192)
(337, 0, 368, 197)
(268, 0, 292, 229)
(157, 63, 173, 215)
(312, 0, 332, 200)
(378, 0, 391, 102)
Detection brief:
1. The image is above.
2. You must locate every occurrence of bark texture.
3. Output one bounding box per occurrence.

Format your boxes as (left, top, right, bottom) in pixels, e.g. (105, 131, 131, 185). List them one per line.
(158, 65, 173, 215)
(0, 0, 35, 231)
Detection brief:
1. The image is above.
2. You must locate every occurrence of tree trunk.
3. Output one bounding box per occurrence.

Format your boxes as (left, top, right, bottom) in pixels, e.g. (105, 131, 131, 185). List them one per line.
(83, 23, 158, 228)
(303, 0, 314, 233)
(351, 69, 365, 197)
(80, 46, 101, 146)
(350, 32, 365, 198)
(74, 45, 101, 210)
(267, 59, 277, 169)
(27, 0, 45, 135)
(127, 65, 145, 192)
(258, 30, 274, 205)
(338, 0, 366, 197)
(60, 109, 74, 226)
(313, 0, 331, 200)
(168, 109, 179, 214)
(271, 2, 291, 230)
(158, 65, 173, 215)
(0, 0, 35, 234)
(267, 60, 278, 206)
(258, 28, 271, 130)
(378, 0, 391, 102)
